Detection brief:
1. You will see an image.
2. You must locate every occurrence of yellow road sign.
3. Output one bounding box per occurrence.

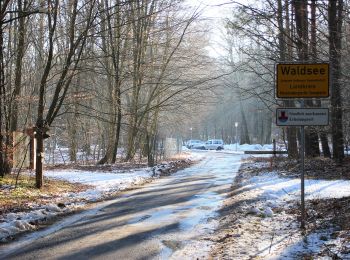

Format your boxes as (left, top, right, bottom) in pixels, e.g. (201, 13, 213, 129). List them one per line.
(276, 63, 329, 98)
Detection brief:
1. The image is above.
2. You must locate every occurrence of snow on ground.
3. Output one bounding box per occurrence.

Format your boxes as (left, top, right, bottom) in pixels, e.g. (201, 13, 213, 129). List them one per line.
(224, 143, 278, 152)
(44, 168, 154, 201)
(2, 144, 349, 259)
(242, 171, 350, 203)
(212, 159, 350, 259)
(0, 161, 182, 242)
(223, 143, 286, 155)
(184, 142, 285, 153)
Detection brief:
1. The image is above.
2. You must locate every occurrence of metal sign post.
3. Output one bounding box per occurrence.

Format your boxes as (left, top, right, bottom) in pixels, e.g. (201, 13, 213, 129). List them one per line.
(275, 62, 330, 230)
(276, 106, 329, 228)
(300, 101, 305, 230)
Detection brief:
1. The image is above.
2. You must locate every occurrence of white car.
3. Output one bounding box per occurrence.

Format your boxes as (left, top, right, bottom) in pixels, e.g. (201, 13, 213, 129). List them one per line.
(186, 140, 205, 149)
(204, 139, 224, 150)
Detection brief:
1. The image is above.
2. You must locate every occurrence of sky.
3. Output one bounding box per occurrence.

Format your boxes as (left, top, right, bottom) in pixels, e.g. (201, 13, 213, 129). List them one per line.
(185, 0, 232, 57)
(185, 0, 250, 57)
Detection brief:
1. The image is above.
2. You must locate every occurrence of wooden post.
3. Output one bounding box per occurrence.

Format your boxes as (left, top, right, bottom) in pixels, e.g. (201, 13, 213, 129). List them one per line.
(270, 139, 277, 169)
(26, 127, 36, 170)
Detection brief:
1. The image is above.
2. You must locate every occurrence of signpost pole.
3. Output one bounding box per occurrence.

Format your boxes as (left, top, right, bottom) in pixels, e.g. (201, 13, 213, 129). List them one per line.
(300, 125, 305, 229)
(300, 99, 305, 230)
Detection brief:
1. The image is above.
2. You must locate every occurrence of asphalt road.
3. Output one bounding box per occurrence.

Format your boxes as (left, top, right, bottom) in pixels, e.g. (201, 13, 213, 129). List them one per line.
(1, 152, 241, 260)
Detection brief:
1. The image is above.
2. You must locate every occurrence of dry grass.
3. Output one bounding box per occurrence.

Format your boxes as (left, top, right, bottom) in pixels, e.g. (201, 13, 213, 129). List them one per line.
(0, 173, 91, 215)
(242, 155, 350, 180)
(0, 158, 193, 217)
(273, 156, 350, 180)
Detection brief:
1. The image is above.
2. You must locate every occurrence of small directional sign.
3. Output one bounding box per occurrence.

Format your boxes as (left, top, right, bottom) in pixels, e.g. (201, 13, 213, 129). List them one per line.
(276, 108, 329, 126)
(276, 63, 329, 98)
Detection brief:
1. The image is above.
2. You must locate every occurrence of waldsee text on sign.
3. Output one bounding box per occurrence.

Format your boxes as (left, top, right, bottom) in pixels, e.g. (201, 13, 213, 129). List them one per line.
(276, 63, 329, 98)
(276, 108, 329, 126)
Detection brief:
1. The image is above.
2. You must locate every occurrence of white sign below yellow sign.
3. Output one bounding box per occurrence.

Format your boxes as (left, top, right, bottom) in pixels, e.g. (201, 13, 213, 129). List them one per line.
(276, 108, 329, 126)
(276, 63, 329, 98)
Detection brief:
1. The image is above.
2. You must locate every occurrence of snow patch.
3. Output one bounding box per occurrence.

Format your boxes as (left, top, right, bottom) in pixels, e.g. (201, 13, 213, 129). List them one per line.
(0, 161, 186, 242)
(215, 162, 350, 259)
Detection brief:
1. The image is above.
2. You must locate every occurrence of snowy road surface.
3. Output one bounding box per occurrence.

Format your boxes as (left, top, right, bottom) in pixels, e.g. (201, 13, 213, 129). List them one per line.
(1, 151, 242, 259)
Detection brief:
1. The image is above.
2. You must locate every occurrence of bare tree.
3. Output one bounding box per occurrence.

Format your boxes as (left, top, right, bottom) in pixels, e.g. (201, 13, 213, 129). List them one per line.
(329, 0, 345, 162)
(35, 0, 97, 188)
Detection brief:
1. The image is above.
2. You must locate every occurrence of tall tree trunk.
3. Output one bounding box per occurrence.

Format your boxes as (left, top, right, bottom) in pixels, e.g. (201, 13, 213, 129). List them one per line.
(35, 0, 95, 187)
(68, 85, 79, 163)
(111, 89, 122, 163)
(293, 0, 320, 157)
(240, 103, 250, 144)
(0, 9, 10, 177)
(310, 0, 330, 158)
(109, 0, 122, 164)
(147, 101, 160, 167)
(97, 0, 115, 165)
(0, 2, 4, 177)
(0, 1, 13, 176)
(98, 0, 125, 164)
(329, 0, 345, 163)
(125, 0, 157, 161)
(11, 0, 26, 133)
(320, 128, 331, 158)
(279, 0, 298, 157)
(264, 113, 272, 144)
(35, 0, 59, 188)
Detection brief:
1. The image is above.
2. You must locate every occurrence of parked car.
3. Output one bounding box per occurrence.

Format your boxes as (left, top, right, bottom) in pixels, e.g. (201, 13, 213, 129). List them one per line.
(186, 139, 205, 149)
(204, 139, 224, 150)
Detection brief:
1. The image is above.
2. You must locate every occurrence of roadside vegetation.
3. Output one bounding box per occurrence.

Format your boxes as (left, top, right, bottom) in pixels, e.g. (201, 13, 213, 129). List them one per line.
(0, 174, 91, 216)
(1, 153, 193, 215)
(0, 153, 194, 242)
(211, 156, 350, 259)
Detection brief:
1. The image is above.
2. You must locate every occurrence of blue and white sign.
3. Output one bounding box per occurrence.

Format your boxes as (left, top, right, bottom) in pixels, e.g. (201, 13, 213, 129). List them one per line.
(276, 108, 329, 126)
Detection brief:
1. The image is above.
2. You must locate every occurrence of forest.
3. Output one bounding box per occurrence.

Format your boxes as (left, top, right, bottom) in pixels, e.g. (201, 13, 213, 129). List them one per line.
(198, 0, 349, 161)
(0, 0, 349, 188)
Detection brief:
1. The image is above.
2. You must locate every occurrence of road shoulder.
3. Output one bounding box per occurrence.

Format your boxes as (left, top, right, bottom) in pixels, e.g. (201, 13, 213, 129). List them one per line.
(210, 156, 350, 259)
